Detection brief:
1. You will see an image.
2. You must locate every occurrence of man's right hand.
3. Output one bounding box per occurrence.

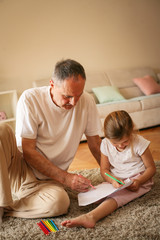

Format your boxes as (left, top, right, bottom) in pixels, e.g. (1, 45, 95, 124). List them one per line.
(65, 173, 92, 192)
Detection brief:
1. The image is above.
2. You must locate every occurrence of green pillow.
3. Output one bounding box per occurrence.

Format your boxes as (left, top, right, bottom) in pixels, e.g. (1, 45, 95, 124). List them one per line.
(92, 86, 125, 103)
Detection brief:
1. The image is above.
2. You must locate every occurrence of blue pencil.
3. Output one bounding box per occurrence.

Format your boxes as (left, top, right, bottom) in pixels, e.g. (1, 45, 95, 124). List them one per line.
(48, 220, 56, 232)
(51, 220, 59, 231)
(40, 220, 51, 232)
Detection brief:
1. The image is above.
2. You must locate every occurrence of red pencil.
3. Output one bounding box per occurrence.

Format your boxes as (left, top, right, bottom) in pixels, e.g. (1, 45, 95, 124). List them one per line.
(37, 222, 49, 235)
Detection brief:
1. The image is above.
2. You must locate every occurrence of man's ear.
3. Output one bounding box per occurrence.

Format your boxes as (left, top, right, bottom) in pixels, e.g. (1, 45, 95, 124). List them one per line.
(50, 80, 54, 87)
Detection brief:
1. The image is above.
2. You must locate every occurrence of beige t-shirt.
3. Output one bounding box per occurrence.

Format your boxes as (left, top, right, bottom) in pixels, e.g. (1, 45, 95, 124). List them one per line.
(100, 134, 150, 179)
(16, 86, 102, 179)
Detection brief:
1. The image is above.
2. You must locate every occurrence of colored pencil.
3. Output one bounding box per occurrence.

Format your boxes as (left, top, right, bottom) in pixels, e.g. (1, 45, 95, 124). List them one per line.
(41, 220, 51, 232)
(89, 183, 96, 189)
(44, 220, 53, 232)
(105, 173, 124, 185)
(45, 220, 56, 232)
(51, 220, 59, 231)
(37, 219, 59, 234)
(48, 220, 57, 232)
(37, 222, 49, 235)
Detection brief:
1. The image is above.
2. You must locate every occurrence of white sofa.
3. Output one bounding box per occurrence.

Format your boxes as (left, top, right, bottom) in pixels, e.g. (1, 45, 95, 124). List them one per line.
(33, 67, 160, 138)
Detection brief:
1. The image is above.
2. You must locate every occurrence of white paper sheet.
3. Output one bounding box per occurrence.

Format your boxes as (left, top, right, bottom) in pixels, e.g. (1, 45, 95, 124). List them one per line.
(78, 178, 133, 206)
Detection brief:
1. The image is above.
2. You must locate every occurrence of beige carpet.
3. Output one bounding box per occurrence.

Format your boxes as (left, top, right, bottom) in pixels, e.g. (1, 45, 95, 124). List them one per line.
(0, 162, 160, 240)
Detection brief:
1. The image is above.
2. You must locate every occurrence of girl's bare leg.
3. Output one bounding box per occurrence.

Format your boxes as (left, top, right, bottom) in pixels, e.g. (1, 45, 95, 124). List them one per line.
(61, 198, 118, 228)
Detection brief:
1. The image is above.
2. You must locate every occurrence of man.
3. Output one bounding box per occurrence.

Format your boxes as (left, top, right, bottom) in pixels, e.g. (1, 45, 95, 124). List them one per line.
(0, 59, 102, 223)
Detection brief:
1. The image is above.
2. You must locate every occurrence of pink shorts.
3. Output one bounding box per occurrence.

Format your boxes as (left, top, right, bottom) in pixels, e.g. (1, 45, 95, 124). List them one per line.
(107, 173, 154, 208)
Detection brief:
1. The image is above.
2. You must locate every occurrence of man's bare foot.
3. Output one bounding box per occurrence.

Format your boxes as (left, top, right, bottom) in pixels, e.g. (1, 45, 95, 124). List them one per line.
(61, 213, 96, 228)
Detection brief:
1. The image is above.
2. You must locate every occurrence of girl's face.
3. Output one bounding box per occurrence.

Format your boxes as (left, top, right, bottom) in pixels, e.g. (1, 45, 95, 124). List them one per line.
(109, 134, 131, 152)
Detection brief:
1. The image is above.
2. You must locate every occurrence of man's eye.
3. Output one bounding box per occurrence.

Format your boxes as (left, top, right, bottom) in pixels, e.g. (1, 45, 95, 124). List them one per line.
(64, 95, 71, 99)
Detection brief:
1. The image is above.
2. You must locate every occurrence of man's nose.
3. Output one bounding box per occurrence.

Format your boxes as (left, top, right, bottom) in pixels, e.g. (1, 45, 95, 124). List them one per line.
(70, 97, 77, 105)
(118, 144, 123, 148)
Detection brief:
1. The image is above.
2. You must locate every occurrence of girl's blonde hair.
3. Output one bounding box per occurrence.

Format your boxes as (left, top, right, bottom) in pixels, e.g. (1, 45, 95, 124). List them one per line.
(104, 110, 134, 140)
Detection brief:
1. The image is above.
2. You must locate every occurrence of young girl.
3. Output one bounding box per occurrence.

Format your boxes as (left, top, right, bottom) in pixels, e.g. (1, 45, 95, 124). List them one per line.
(61, 110, 156, 228)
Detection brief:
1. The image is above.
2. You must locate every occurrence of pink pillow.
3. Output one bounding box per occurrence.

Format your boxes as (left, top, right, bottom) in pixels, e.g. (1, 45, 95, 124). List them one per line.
(133, 75, 160, 95)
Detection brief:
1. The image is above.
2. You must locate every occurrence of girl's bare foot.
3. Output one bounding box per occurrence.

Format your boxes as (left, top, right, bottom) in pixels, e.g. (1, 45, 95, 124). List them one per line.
(61, 198, 118, 229)
(61, 213, 96, 228)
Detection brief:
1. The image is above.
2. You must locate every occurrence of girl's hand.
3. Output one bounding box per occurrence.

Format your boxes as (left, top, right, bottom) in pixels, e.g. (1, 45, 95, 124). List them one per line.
(127, 179, 140, 191)
(112, 178, 124, 188)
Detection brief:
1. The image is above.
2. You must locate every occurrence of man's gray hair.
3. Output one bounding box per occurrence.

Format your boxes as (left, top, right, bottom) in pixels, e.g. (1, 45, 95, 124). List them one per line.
(51, 59, 86, 83)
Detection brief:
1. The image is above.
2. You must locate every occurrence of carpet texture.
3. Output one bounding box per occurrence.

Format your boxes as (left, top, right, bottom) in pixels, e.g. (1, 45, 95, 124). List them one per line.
(0, 162, 160, 240)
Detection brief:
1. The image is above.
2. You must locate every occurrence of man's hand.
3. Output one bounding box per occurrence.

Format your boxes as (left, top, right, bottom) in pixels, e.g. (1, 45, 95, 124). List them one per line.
(65, 173, 93, 192)
(22, 138, 94, 192)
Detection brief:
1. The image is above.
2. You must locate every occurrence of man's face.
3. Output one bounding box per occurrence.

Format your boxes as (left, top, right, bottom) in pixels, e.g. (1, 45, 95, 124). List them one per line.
(50, 75, 85, 110)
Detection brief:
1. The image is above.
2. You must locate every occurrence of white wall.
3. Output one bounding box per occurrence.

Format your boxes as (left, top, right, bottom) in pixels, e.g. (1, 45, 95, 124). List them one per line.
(0, 0, 160, 95)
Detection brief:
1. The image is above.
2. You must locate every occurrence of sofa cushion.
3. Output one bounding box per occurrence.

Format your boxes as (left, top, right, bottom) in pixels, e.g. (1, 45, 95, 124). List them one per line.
(139, 94, 160, 110)
(85, 72, 111, 93)
(119, 87, 144, 99)
(97, 98, 142, 118)
(106, 67, 158, 88)
(133, 75, 160, 95)
(105, 67, 158, 99)
(92, 86, 125, 104)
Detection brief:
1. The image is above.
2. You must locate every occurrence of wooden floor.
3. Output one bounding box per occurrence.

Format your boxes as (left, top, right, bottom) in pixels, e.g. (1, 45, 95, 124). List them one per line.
(69, 125, 160, 171)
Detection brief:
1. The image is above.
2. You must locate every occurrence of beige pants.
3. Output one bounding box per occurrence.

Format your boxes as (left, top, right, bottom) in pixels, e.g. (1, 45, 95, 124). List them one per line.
(0, 123, 70, 218)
